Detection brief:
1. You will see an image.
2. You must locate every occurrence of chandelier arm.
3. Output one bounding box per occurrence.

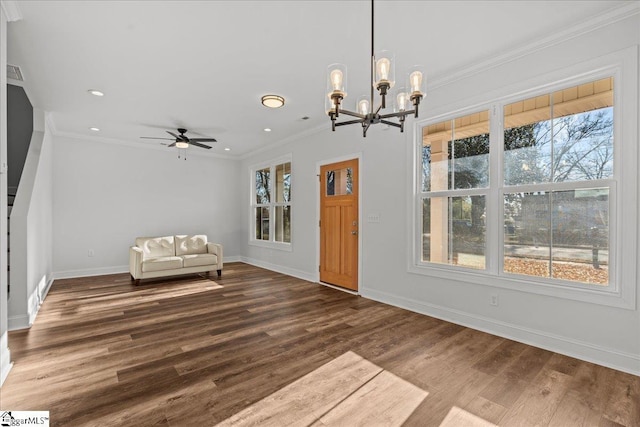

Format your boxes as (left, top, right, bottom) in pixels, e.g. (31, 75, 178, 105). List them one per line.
(339, 109, 367, 119)
(335, 119, 366, 127)
(380, 120, 402, 128)
(379, 110, 415, 119)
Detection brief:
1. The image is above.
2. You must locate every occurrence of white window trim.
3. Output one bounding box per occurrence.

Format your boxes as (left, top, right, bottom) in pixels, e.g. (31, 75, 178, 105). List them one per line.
(408, 46, 638, 310)
(249, 154, 293, 252)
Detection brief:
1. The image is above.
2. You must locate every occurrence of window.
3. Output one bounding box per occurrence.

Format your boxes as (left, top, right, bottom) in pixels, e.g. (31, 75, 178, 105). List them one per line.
(421, 110, 490, 270)
(251, 157, 292, 248)
(502, 78, 613, 286)
(415, 75, 628, 301)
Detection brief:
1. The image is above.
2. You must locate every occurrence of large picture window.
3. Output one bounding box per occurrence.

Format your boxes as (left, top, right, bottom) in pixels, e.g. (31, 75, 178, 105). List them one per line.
(502, 78, 613, 286)
(251, 157, 292, 248)
(417, 77, 619, 293)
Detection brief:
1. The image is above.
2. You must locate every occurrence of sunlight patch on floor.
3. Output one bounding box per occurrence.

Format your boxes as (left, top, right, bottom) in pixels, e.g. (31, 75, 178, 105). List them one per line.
(439, 406, 497, 427)
(215, 351, 428, 426)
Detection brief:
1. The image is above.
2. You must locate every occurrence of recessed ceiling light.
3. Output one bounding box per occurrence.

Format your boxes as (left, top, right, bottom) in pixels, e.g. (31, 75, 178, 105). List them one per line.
(88, 89, 104, 97)
(89, 127, 100, 132)
(261, 95, 285, 108)
(263, 128, 272, 132)
(224, 148, 231, 151)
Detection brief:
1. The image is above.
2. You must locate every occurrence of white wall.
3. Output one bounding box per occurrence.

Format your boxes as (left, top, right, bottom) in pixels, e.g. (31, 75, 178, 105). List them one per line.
(8, 109, 54, 330)
(52, 136, 242, 278)
(239, 14, 640, 374)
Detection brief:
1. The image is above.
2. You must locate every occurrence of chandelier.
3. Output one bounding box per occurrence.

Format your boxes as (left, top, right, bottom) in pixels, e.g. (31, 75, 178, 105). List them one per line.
(326, 0, 425, 137)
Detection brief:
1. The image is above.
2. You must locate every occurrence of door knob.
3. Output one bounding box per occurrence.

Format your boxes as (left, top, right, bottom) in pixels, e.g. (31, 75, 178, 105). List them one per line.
(351, 230, 358, 235)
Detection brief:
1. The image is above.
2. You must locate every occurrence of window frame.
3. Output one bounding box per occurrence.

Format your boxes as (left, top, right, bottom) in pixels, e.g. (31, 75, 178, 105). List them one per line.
(409, 49, 637, 310)
(249, 154, 293, 251)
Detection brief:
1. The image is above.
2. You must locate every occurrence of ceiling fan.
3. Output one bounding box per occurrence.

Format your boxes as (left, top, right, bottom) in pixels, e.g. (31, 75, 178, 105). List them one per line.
(140, 128, 216, 149)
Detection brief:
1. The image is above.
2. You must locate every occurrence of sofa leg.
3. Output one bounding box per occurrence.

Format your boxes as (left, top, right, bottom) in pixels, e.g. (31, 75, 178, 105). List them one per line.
(217, 269, 222, 277)
(135, 279, 140, 286)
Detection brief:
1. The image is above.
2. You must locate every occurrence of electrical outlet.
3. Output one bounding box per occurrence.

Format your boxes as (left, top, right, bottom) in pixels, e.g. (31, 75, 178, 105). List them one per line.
(88, 249, 94, 257)
(490, 294, 499, 306)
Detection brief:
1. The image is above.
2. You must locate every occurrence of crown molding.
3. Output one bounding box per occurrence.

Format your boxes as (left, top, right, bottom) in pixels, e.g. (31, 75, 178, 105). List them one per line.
(429, 2, 640, 91)
(51, 128, 238, 161)
(238, 122, 327, 161)
(1, 1, 22, 22)
(241, 3, 640, 162)
(45, 111, 237, 160)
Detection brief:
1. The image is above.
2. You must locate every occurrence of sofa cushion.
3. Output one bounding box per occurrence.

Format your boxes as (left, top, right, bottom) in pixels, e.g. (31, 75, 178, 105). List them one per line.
(142, 256, 183, 272)
(136, 236, 175, 258)
(182, 253, 218, 268)
(175, 235, 208, 256)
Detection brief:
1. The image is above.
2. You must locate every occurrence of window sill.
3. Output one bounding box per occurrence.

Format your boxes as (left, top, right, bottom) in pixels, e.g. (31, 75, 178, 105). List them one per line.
(407, 262, 634, 310)
(249, 240, 293, 252)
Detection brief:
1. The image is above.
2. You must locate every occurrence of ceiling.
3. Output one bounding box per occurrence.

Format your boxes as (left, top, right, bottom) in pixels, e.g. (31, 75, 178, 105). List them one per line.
(5, 1, 629, 158)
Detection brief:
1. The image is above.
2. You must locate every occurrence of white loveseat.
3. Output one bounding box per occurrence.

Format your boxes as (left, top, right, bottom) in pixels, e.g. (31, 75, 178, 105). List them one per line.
(129, 235, 223, 284)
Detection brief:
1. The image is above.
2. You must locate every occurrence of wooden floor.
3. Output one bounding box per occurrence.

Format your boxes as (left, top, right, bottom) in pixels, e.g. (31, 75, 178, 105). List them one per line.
(1, 263, 638, 426)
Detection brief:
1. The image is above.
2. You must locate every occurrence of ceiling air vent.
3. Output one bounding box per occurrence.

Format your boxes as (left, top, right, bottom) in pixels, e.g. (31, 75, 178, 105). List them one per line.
(7, 64, 24, 81)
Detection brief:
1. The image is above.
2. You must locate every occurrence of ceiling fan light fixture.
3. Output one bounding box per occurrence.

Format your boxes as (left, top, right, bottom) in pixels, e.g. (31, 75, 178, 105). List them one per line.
(175, 141, 189, 149)
(261, 95, 285, 109)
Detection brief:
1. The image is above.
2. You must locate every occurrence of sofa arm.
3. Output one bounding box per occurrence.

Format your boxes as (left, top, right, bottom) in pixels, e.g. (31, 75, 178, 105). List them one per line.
(206, 242, 223, 270)
(129, 246, 144, 279)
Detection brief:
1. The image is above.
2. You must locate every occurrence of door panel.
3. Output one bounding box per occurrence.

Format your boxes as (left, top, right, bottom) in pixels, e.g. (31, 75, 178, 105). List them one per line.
(320, 159, 358, 291)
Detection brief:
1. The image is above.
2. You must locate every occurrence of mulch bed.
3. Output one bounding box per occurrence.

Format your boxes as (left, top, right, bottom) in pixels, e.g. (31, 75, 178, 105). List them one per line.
(504, 257, 608, 285)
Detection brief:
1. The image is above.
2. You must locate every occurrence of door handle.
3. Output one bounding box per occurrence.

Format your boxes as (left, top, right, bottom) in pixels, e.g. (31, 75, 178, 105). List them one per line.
(351, 230, 358, 235)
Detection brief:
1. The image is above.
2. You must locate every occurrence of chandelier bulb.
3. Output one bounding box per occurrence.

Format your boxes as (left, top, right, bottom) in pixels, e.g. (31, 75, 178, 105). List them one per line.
(358, 98, 370, 115)
(410, 70, 423, 95)
(396, 90, 408, 112)
(330, 69, 344, 91)
(376, 57, 391, 82)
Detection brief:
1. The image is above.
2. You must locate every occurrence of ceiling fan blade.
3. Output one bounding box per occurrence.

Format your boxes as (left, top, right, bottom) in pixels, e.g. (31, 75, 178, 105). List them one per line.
(190, 141, 212, 149)
(166, 131, 181, 139)
(189, 138, 217, 143)
(167, 142, 177, 148)
(140, 136, 175, 140)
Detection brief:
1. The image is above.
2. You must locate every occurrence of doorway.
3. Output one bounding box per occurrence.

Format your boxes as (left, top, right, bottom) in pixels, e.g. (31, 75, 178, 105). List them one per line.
(319, 158, 359, 291)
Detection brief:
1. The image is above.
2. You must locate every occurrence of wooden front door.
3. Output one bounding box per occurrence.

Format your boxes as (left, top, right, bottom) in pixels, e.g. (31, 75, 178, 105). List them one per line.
(320, 159, 359, 291)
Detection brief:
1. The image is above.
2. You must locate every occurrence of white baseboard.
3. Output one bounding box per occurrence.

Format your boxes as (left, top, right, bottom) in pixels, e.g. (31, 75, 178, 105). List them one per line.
(8, 314, 29, 331)
(240, 256, 316, 283)
(361, 287, 640, 376)
(52, 256, 245, 281)
(40, 277, 54, 301)
(52, 259, 246, 281)
(0, 331, 12, 387)
(27, 286, 39, 326)
(8, 284, 44, 331)
(52, 265, 129, 280)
